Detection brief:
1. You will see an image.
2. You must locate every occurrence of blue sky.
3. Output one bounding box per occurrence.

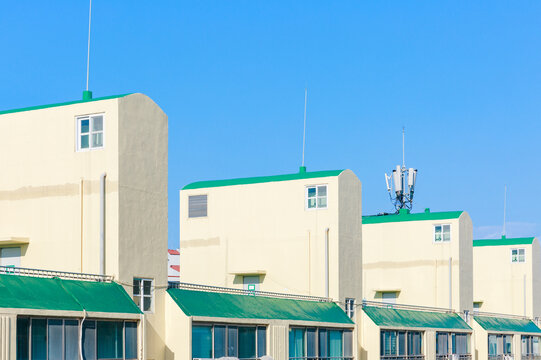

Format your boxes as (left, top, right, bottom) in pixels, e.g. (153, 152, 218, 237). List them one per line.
(1, 1, 540, 248)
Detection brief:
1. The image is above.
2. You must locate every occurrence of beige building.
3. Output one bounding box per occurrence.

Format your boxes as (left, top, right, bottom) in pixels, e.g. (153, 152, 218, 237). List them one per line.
(0, 92, 168, 359)
(362, 209, 473, 312)
(473, 236, 541, 319)
(179, 168, 362, 304)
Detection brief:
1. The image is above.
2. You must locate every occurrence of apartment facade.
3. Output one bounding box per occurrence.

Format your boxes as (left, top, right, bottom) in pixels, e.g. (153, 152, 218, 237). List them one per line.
(178, 168, 362, 304)
(0, 93, 168, 359)
(473, 236, 541, 319)
(362, 209, 473, 313)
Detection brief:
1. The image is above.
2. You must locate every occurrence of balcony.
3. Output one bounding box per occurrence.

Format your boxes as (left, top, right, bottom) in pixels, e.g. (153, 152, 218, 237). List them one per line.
(488, 355, 514, 360)
(436, 355, 472, 360)
(522, 356, 541, 360)
(381, 356, 425, 360)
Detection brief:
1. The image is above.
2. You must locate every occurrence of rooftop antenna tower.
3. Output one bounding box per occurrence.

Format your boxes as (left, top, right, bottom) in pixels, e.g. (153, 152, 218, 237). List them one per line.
(385, 127, 417, 212)
(503, 185, 507, 237)
(300, 87, 307, 172)
(83, 0, 93, 100)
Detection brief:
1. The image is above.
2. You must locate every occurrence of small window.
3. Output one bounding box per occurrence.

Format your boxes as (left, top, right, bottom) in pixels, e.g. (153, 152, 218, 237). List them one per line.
(345, 298, 355, 318)
(0, 247, 21, 267)
(243, 275, 260, 292)
(434, 224, 451, 242)
(306, 185, 327, 209)
(189, 195, 208, 218)
(77, 114, 104, 150)
(381, 292, 397, 304)
(133, 278, 154, 312)
(512, 248, 526, 263)
(473, 302, 482, 312)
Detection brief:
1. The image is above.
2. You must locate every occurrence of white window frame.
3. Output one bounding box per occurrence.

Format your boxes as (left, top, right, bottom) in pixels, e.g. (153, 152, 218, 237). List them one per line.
(76, 113, 105, 151)
(305, 184, 328, 210)
(345, 298, 355, 319)
(133, 278, 154, 313)
(433, 224, 451, 243)
(511, 248, 526, 263)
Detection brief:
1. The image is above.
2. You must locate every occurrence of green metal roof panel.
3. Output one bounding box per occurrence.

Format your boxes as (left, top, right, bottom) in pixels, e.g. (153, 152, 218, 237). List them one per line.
(474, 316, 541, 333)
(363, 211, 463, 224)
(167, 288, 353, 324)
(0, 274, 141, 314)
(0, 94, 131, 116)
(182, 170, 344, 190)
(363, 306, 471, 330)
(473, 237, 535, 247)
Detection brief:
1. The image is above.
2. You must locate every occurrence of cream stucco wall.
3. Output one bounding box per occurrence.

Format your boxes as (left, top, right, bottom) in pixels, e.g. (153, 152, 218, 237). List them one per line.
(473, 239, 541, 318)
(0, 93, 168, 359)
(179, 170, 362, 303)
(362, 212, 473, 312)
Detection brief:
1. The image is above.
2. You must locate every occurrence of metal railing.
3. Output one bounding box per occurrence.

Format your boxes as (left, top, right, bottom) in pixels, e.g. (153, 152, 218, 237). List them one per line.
(0, 265, 112, 282)
(289, 357, 354, 360)
(362, 300, 454, 314)
(488, 355, 514, 360)
(522, 356, 541, 360)
(436, 355, 472, 360)
(169, 282, 332, 302)
(381, 355, 425, 360)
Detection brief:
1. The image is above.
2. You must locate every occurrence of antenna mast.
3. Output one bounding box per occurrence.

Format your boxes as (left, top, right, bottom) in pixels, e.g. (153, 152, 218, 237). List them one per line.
(302, 88, 307, 168)
(86, 0, 92, 92)
(503, 185, 507, 236)
(385, 128, 418, 212)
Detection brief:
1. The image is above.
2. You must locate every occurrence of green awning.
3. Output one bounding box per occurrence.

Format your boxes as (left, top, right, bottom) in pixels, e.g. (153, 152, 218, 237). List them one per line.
(363, 306, 471, 330)
(167, 288, 353, 324)
(474, 316, 541, 334)
(0, 274, 141, 314)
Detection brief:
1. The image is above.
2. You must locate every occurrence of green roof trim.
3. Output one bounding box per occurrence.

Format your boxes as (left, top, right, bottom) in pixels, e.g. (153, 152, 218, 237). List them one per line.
(363, 306, 471, 330)
(167, 288, 353, 324)
(182, 170, 344, 190)
(0, 274, 141, 314)
(473, 236, 535, 247)
(363, 210, 463, 224)
(0, 94, 132, 116)
(474, 316, 541, 334)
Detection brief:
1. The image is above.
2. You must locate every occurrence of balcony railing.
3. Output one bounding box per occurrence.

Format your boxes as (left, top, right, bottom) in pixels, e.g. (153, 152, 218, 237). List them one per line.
(0, 265, 112, 282)
(522, 355, 541, 360)
(488, 355, 514, 360)
(381, 355, 425, 360)
(436, 355, 472, 360)
(289, 357, 354, 360)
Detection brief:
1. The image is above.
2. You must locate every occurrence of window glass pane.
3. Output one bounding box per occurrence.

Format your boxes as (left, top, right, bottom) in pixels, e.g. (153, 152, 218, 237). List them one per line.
(192, 325, 212, 359)
(125, 322, 138, 360)
(83, 321, 97, 360)
(408, 332, 422, 355)
(238, 327, 256, 359)
(133, 279, 140, 295)
(317, 186, 327, 197)
(65, 320, 79, 360)
(214, 326, 226, 358)
(31, 319, 47, 360)
(443, 225, 451, 241)
(257, 327, 267, 358)
(434, 226, 442, 241)
(534, 336, 540, 355)
(81, 135, 90, 149)
(398, 331, 406, 355)
(319, 329, 328, 359)
(307, 187, 316, 197)
(308, 198, 316, 208)
(306, 328, 317, 358)
(143, 280, 152, 295)
(436, 333, 448, 355)
(47, 319, 63, 360)
(92, 116, 103, 131)
(143, 297, 151, 312)
(228, 326, 238, 358)
(16, 318, 29, 360)
(289, 328, 305, 359)
(318, 197, 327, 208)
(343, 330, 353, 358)
(97, 321, 123, 359)
(92, 133, 103, 148)
(81, 119, 90, 133)
(488, 334, 497, 355)
(504, 335, 513, 354)
(328, 330, 343, 358)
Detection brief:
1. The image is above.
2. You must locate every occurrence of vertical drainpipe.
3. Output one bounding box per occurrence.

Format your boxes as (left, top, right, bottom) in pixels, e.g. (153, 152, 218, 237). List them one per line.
(100, 173, 106, 276)
(448, 257, 452, 310)
(325, 228, 329, 298)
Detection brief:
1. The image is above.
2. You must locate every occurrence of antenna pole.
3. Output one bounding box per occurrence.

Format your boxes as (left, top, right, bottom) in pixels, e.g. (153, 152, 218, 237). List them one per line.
(402, 126, 405, 168)
(302, 87, 307, 167)
(86, 0, 92, 91)
(503, 185, 507, 236)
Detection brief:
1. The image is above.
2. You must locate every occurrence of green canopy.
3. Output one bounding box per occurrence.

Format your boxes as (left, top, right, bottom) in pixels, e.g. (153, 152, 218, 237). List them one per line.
(363, 306, 471, 330)
(0, 273, 141, 314)
(474, 316, 541, 334)
(168, 288, 353, 324)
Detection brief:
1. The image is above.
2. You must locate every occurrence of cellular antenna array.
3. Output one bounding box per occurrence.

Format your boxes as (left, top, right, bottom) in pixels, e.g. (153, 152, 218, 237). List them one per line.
(385, 128, 418, 212)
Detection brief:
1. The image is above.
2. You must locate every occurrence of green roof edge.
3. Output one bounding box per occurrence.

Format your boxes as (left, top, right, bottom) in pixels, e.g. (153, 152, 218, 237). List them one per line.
(473, 236, 535, 247)
(363, 210, 463, 224)
(474, 315, 541, 334)
(182, 169, 345, 190)
(0, 93, 132, 116)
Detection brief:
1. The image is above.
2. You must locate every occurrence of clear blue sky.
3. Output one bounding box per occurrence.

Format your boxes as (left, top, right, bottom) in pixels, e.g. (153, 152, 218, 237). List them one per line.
(1, 1, 540, 248)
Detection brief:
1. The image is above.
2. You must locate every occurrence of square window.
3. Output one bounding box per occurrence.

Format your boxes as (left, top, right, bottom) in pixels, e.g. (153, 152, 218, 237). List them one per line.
(306, 185, 327, 210)
(434, 224, 451, 243)
(77, 114, 104, 151)
(512, 248, 525, 263)
(133, 277, 153, 312)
